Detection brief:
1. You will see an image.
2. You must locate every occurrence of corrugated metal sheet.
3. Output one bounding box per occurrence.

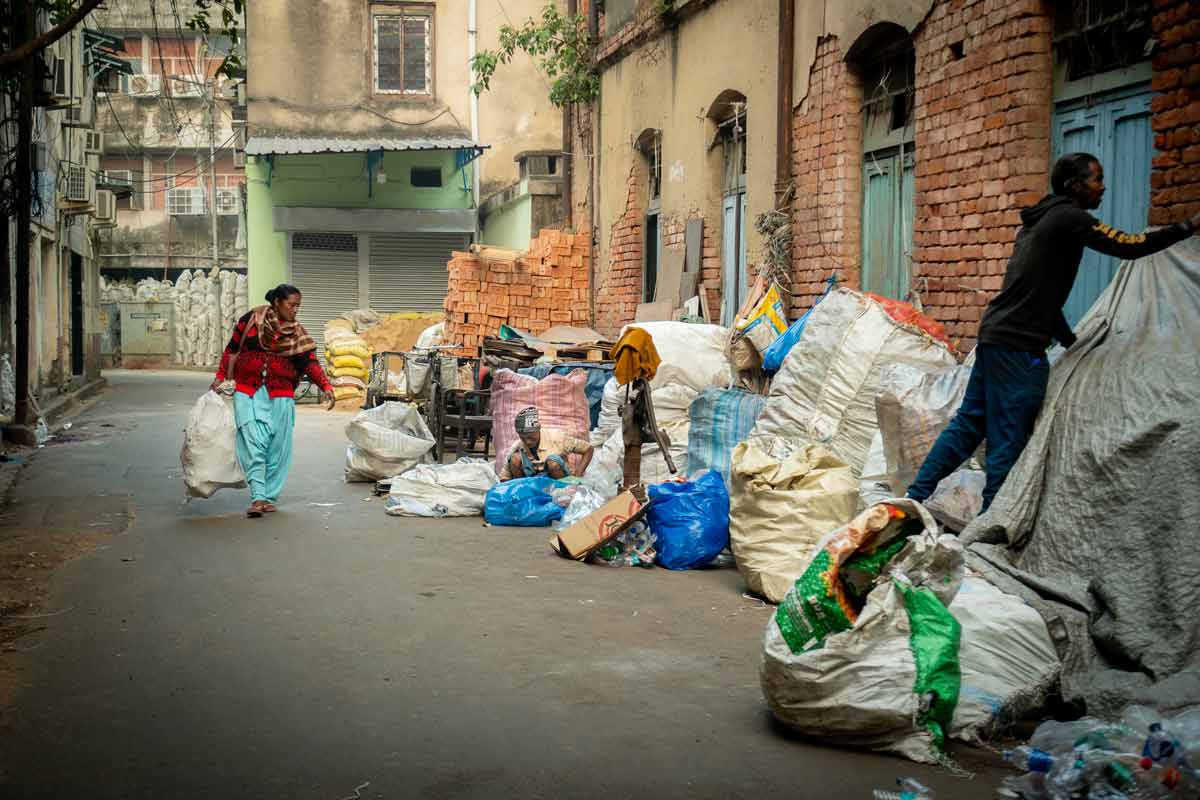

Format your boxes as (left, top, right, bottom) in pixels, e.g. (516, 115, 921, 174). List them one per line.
(368, 233, 468, 313)
(290, 232, 360, 354)
(246, 136, 486, 156)
(1053, 84, 1152, 326)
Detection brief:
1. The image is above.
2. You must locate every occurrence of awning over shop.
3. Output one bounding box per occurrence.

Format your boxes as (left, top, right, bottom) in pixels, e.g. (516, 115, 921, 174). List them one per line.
(244, 136, 487, 157)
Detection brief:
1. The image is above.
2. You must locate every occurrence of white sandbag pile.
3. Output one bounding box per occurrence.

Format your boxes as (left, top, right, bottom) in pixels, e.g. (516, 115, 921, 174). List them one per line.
(344, 401, 435, 482)
(180, 389, 246, 498)
(385, 459, 499, 517)
(752, 288, 958, 475)
(161, 268, 247, 367)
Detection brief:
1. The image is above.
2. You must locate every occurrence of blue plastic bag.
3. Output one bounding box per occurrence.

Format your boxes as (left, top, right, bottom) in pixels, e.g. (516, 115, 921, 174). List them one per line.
(646, 471, 730, 570)
(761, 277, 836, 374)
(484, 476, 568, 527)
(761, 308, 813, 375)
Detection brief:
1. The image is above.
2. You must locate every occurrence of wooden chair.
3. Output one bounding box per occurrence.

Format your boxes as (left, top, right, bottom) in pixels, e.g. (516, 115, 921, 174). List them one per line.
(434, 387, 493, 462)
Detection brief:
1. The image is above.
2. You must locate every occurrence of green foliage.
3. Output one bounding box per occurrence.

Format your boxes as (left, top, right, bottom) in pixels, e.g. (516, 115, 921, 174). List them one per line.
(184, 0, 245, 77)
(470, 4, 597, 107)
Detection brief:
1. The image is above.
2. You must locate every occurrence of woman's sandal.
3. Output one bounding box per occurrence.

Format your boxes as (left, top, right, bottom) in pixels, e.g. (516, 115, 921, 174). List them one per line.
(261, 503, 277, 513)
(246, 502, 265, 518)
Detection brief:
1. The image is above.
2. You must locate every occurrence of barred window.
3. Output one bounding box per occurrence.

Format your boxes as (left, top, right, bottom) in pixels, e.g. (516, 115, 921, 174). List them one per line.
(373, 9, 432, 95)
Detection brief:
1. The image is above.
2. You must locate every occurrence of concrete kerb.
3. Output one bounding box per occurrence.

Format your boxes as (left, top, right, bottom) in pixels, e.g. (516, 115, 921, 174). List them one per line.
(2, 377, 108, 446)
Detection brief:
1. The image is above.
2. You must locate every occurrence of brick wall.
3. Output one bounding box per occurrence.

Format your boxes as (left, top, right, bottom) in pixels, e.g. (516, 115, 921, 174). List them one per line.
(790, 2, 1055, 348)
(910, 0, 1054, 347)
(790, 36, 863, 316)
(594, 165, 644, 336)
(1150, 0, 1200, 225)
(443, 229, 591, 356)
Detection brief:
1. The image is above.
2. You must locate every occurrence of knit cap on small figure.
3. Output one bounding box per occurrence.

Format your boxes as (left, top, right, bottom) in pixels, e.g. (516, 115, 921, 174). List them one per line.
(515, 406, 541, 435)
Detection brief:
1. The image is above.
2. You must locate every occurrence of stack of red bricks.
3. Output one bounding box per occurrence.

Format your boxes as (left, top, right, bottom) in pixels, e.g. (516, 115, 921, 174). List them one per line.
(443, 229, 591, 356)
(1150, 0, 1200, 226)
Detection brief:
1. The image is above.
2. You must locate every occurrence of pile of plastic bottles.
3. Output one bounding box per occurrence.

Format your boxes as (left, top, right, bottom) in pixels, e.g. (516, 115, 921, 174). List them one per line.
(1000, 705, 1200, 799)
(590, 520, 656, 568)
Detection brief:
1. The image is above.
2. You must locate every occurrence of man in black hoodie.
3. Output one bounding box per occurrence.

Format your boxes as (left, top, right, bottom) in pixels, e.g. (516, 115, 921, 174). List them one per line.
(907, 152, 1200, 515)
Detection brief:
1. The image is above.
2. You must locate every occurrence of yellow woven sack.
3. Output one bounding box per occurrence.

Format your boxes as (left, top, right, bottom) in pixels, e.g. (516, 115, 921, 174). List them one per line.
(327, 343, 371, 360)
(331, 354, 366, 370)
(331, 366, 369, 381)
(334, 386, 363, 401)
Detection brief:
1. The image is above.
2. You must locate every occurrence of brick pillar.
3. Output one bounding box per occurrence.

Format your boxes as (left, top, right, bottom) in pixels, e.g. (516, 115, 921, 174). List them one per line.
(1150, 0, 1200, 226)
(911, 0, 1054, 349)
(594, 165, 644, 337)
(790, 36, 864, 317)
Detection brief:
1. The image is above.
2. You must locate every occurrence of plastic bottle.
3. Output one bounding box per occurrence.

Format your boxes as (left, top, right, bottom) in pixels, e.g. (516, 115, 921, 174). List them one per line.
(1030, 717, 1106, 755)
(34, 418, 49, 445)
(1005, 746, 1056, 773)
(871, 778, 933, 800)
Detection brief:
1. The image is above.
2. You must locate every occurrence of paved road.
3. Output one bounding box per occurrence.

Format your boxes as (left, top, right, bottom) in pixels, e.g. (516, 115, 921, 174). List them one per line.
(1, 371, 1008, 799)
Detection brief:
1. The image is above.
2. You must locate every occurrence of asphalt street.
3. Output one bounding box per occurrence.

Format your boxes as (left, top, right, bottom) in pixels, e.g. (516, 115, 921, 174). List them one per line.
(0, 370, 1009, 799)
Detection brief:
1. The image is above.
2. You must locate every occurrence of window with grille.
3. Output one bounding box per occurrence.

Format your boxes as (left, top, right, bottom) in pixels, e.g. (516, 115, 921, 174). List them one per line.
(1053, 0, 1151, 81)
(293, 232, 358, 252)
(167, 186, 205, 215)
(373, 9, 432, 95)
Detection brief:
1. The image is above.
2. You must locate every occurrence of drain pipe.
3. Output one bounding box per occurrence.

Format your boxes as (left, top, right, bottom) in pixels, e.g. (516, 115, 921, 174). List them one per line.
(469, 0, 481, 235)
(775, 0, 795, 208)
(563, 0, 577, 229)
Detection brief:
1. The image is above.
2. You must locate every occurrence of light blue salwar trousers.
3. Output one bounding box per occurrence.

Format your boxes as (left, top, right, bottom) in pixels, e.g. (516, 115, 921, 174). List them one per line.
(233, 386, 296, 503)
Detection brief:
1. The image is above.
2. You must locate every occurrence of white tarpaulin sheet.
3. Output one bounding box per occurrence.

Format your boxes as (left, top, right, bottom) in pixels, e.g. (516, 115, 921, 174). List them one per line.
(962, 240, 1200, 717)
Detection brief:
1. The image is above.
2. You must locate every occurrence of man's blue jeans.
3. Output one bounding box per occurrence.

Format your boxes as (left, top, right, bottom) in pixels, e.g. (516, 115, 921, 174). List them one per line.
(906, 343, 1049, 514)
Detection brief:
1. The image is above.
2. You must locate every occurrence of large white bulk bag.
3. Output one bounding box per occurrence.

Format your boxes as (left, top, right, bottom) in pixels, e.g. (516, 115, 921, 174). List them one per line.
(180, 390, 246, 498)
(752, 288, 958, 475)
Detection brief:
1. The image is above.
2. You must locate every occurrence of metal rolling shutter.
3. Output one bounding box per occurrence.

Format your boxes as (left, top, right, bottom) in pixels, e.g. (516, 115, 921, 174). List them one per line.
(368, 233, 468, 313)
(290, 232, 360, 354)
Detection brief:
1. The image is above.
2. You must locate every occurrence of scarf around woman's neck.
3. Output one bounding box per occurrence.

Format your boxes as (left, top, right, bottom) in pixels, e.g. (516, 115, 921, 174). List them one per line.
(252, 305, 316, 357)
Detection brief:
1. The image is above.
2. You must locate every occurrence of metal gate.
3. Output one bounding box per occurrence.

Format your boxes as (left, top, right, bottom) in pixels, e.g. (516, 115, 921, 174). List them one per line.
(1053, 84, 1153, 325)
(289, 232, 360, 353)
(367, 233, 468, 313)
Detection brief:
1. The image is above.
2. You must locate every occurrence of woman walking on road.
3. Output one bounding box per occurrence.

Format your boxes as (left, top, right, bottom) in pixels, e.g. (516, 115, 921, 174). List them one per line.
(212, 283, 335, 518)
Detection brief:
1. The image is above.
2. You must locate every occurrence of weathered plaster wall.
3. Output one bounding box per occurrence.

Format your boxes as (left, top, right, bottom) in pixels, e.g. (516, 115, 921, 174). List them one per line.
(475, 0, 565, 198)
(591, 0, 780, 333)
(247, 0, 562, 203)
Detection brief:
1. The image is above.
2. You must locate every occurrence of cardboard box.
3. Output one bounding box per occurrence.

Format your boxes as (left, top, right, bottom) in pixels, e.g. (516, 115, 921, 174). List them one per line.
(549, 486, 648, 560)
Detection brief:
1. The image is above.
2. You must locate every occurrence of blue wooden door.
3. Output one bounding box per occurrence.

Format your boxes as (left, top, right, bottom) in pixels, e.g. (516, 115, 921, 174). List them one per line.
(861, 149, 914, 300)
(721, 190, 747, 325)
(1053, 85, 1153, 325)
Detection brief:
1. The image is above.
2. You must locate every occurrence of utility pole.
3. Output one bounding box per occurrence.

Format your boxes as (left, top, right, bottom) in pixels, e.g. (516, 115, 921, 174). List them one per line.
(12, 1, 35, 432)
(208, 77, 218, 270)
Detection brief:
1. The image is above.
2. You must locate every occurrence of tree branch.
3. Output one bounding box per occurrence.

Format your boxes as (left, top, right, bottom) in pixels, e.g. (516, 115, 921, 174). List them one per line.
(0, 0, 107, 68)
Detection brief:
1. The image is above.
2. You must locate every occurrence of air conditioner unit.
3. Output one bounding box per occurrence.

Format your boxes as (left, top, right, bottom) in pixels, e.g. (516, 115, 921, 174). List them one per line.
(168, 77, 202, 98)
(94, 189, 115, 224)
(233, 150, 245, 168)
(53, 57, 68, 98)
(167, 186, 205, 216)
(215, 188, 240, 215)
(84, 131, 103, 153)
(65, 164, 89, 202)
(124, 73, 161, 96)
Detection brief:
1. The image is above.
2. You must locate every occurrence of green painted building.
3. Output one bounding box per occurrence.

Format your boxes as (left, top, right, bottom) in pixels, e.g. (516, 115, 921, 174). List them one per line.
(244, 137, 484, 348)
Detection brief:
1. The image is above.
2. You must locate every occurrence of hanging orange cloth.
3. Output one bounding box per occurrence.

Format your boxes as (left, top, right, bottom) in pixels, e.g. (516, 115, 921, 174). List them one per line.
(610, 327, 661, 385)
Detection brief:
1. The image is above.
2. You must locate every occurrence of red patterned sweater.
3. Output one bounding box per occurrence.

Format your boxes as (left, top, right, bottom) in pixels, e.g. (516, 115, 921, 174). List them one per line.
(214, 311, 333, 399)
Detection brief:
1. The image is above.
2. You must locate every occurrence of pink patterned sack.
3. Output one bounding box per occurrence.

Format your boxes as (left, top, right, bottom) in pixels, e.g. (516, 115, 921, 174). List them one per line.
(490, 369, 590, 474)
